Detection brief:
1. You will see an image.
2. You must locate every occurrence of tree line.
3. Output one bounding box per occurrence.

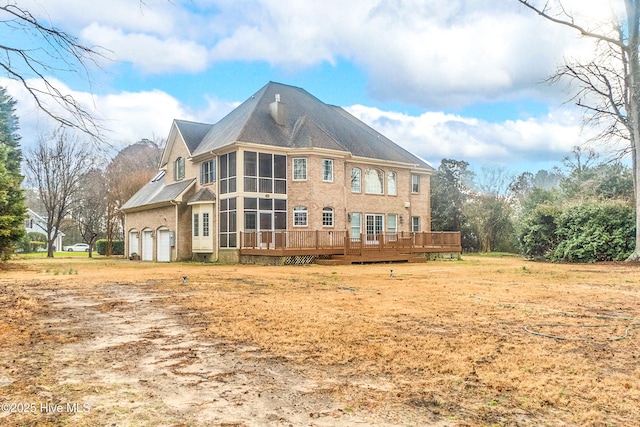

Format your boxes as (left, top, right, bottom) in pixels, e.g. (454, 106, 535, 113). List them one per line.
(19, 132, 162, 258)
(431, 149, 636, 262)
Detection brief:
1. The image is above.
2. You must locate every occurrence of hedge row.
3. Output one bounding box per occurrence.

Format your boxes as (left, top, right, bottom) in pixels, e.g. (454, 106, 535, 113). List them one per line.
(95, 239, 124, 256)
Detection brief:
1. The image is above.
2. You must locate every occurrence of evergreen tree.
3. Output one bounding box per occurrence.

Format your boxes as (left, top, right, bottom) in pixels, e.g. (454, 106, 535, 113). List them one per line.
(0, 87, 26, 258)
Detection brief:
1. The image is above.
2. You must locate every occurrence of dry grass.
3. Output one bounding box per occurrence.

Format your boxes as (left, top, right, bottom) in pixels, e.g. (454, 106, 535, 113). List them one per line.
(1, 255, 640, 425)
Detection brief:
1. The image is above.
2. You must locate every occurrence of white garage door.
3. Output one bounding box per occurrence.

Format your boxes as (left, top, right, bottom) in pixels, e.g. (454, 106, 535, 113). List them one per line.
(142, 230, 153, 261)
(129, 231, 139, 256)
(157, 229, 171, 262)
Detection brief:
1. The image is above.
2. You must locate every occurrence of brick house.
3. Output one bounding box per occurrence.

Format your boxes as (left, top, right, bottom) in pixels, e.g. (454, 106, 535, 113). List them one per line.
(122, 82, 456, 263)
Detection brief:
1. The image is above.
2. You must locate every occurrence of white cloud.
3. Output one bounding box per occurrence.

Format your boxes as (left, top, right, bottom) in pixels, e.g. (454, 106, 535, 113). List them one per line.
(345, 104, 585, 169)
(81, 24, 209, 74)
(1, 77, 189, 152)
(12, 0, 585, 107)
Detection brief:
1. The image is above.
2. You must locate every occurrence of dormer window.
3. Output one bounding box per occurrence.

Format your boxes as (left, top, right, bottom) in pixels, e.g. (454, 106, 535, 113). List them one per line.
(175, 157, 185, 181)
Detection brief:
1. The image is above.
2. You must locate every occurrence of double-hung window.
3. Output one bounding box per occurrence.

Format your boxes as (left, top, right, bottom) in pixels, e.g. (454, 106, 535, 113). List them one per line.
(193, 213, 199, 237)
(387, 171, 397, 195)
(175, 157, 185, 181)
(322, 207, 334, 227)
(351, 168, 361, 192)
(412, 216, 421, 232)
(200, 160, 216, 184)
(293, 206, 308, 227)
(411, 174, 420, 193)
(322, 159, 333, 182)
(293, 158, 307, 180)
(202, 213, 210, 237)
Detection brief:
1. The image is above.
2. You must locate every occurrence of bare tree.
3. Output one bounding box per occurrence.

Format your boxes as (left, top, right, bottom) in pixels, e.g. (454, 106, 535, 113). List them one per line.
(105, 139, 163, 255)
(517, 0, 640, 261)
(74, 168, 108, 258)
(0, 4, 107, 140)
(24, 128, 94, 257)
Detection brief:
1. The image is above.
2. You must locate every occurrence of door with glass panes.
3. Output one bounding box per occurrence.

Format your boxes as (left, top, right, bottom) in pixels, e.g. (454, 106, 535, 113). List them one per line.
(365, 214, 384, 242)
(244, 197, 287, 248)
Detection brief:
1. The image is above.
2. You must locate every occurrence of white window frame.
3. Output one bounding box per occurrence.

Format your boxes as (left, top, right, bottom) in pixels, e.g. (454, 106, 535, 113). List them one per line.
(365, 168, 384, 194)
(365, 213, 384, 241)
(322, 207, 334, 227)
(350, 213, 362, 240)
(200, 159, 216, 184)
(293, 158, 307, 180)
(351, 168, 361, 193)
(322, 159, 333, 182)
(202, 212, 210, 237)
(388, 171, 397, 196)
(293, 206, 308, 227)
(411, 174, 420, 194)
(193, 213, 199, 237)
(412, 216, 421, 232)
(175, 157, 185, 181)
(387, 214, 398, 234)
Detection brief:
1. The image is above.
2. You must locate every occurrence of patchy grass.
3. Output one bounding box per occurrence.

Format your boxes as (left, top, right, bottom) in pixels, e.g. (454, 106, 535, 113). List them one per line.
(1, 255, 639, 426)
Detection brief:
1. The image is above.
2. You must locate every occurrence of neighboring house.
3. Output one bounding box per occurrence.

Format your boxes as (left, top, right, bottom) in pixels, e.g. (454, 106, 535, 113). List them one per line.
(122, 82, 459, 263)
(24, 208, 64, 251)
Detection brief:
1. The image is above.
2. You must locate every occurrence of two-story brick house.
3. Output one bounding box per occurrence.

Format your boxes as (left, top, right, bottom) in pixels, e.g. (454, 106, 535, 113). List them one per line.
(121, 82, 452, 263)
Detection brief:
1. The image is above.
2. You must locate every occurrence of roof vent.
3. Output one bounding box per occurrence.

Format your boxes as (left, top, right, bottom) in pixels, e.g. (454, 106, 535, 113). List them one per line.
(270, 94, 286, 126)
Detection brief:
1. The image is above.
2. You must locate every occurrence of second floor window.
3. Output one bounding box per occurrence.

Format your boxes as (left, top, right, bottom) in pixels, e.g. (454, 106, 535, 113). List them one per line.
(365, 168, 384, 194)
(411, 174, 420, 193)
(244, 151, 286, 194)
(293, 158, 307, 180)
(388, 171, 397, 195)
(322, 159, 333, 182)
(351, 168, 361, 192)
(201, 160, 216, 184)
(220, 152, 237, 194)
(175, 157, 185, 181)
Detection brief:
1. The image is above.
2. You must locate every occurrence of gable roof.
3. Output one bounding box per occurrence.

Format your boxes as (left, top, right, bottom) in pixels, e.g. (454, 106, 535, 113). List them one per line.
(175, 120, 213, 154)
(187, 187, 216, 204)
(187, 82, 431, 169)
(121, 178, 195, 212)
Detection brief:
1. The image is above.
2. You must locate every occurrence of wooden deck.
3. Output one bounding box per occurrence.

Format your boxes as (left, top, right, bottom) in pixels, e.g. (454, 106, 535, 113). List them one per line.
(239, 231, 462, 264)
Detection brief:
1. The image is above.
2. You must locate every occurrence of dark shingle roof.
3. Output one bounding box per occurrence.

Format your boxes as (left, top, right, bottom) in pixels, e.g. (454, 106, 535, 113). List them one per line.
(122, 178, 195, 211)
(174, 120, 213, 154)
(188, 187, 216, 204)
(189, 82, 432, 169)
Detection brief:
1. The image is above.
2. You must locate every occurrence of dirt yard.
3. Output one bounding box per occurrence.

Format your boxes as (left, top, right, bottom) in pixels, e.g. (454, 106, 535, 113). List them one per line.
(0, 255, 639, 426)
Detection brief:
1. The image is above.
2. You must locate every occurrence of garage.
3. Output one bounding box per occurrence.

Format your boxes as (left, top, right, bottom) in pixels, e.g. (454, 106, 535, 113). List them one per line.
(128, 230, 139, 256)
(141, 229, 153, 261)
(157, 228, 172, 262)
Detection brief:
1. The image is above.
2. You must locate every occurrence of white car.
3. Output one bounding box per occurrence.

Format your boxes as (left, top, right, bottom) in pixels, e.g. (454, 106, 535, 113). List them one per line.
(65, 243, 90, 252)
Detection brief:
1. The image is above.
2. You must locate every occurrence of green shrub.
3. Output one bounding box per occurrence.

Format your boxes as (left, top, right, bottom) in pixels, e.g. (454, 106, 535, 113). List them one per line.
(16, 232, 47, 253)
(551, 201, 635, 263)
(96, 239, 124, 256)
(517, 204, 562, 260)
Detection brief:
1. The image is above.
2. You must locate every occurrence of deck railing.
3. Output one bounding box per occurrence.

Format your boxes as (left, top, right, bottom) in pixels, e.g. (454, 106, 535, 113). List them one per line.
(240, 230, 461, 256)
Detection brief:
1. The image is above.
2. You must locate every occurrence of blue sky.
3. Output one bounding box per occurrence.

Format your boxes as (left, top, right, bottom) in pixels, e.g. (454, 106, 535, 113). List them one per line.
(1, 0, 626, 174)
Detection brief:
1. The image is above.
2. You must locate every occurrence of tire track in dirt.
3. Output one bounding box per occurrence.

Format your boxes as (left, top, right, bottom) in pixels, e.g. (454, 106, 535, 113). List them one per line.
(33, 282, 402, 426)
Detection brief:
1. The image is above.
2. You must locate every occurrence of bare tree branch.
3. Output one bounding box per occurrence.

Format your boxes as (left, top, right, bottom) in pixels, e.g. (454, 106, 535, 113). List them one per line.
(0, 4, 110, 142)
(517, 0, 640, 260)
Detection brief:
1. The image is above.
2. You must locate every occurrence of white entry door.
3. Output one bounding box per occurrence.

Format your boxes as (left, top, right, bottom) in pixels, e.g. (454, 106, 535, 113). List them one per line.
(157, 229, 171, 262)
(142, 230, 153, 261)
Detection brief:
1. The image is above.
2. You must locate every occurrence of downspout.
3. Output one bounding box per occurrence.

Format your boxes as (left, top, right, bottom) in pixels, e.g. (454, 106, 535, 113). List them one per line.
(212, 150, 219, 262)
(170, 201, 179, 261)
(214, 198, 219, 262)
